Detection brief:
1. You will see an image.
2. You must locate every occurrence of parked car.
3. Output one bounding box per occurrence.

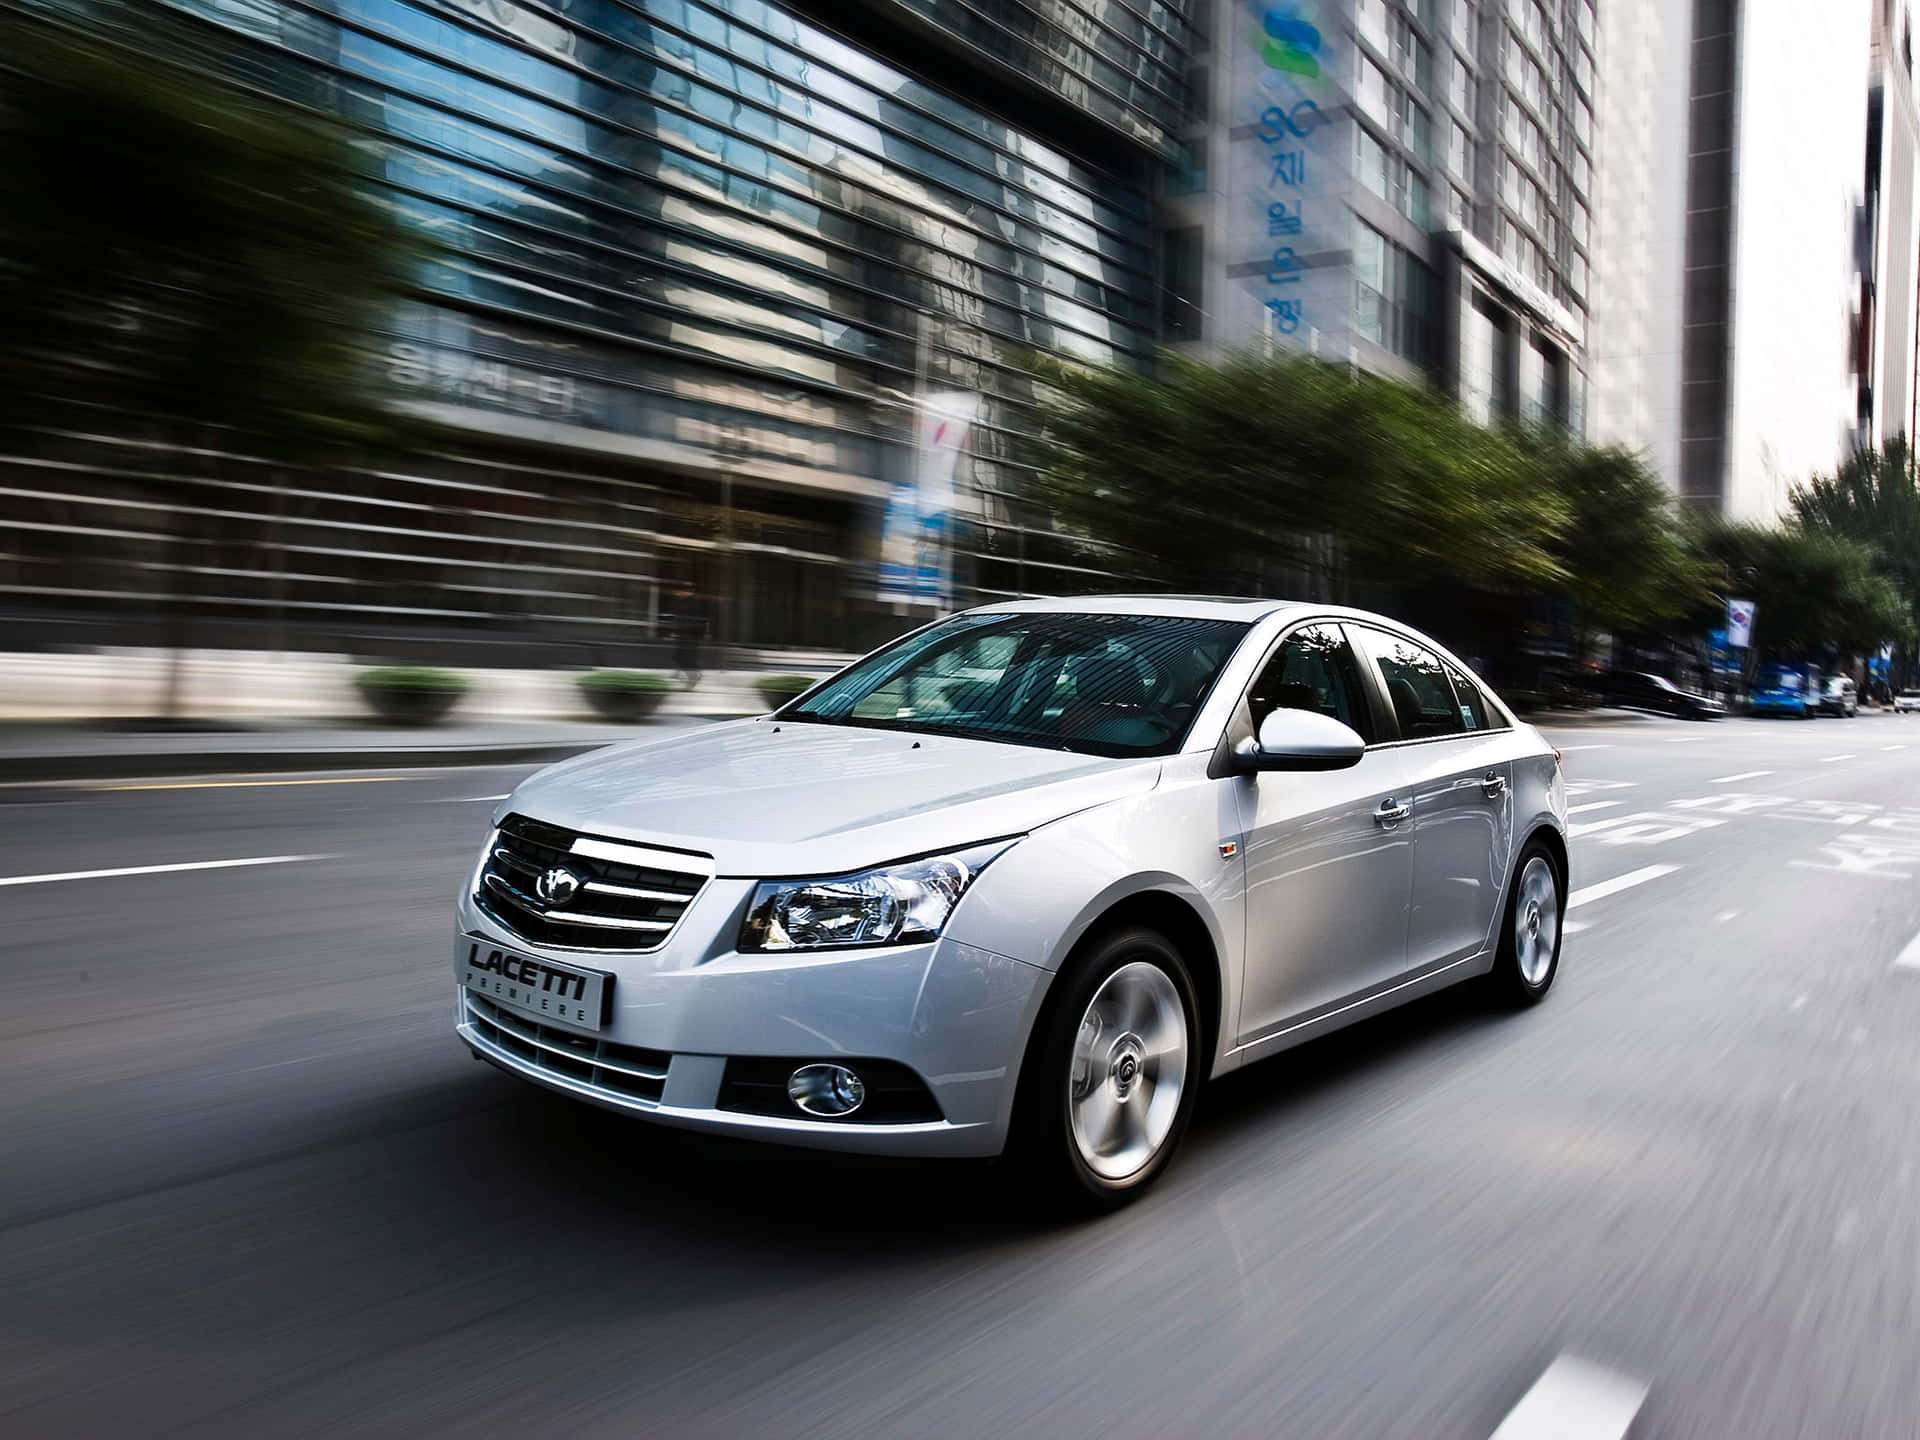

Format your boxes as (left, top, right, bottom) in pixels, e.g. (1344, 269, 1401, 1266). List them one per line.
(1897, 688, 1920, 714)
(1751, 663, 1820, 718)
(454, 598, 1568, 1208)
(1587, 669, 1726, 720)
(1817, 676, 1859, 717)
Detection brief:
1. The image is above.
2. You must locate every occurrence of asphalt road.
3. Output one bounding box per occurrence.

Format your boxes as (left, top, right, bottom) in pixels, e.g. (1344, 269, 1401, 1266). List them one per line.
(5, 711, 1920, 1437)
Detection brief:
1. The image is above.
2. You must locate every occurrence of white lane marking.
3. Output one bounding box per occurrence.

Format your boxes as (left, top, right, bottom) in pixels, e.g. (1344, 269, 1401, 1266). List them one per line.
(1662, 736, 1697, 743)
(1567, 801, 1624, 815)
(1554, 744, 1615, 751)
(1568, 864, 1680, 910)
(1711, 770, 1773, 783)
(1820, 754, 1856, 763)
(1562, 919, 1592, 935)
(1568, 815, 1635, 838)
(1716, 910, 1739, 922)
(1894, 931, 1920, 970)
(431, 793, 512, 803)
(1791, 995, 1809, 1011)
(1882, 744, 1908, 752)
(1489, 1354, 1648, 1440)
(0, 855, 331, 888)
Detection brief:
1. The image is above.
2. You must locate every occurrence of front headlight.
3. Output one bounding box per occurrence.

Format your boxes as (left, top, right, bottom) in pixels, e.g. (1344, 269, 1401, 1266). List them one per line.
(739, 840, 1015, 952)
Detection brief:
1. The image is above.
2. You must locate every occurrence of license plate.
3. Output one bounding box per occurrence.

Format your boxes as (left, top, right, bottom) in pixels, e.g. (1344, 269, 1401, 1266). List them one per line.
(460, 938, 611, 1033)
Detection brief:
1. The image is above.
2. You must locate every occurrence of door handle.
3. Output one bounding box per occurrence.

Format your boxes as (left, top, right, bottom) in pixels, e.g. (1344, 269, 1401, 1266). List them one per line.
(1481, 772, 1508, 799)
(1373, 797, 1412, 825)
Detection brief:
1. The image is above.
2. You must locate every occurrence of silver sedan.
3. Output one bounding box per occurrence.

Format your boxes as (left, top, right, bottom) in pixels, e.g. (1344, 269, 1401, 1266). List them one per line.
(454, 597, 1568, 1207)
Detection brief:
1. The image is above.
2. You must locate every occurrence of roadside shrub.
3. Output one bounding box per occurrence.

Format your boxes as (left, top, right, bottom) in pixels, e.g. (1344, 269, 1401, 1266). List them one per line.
(354, 666, 468, 726)
(578, 669, 674, 721)
(753, 673, 816, 710)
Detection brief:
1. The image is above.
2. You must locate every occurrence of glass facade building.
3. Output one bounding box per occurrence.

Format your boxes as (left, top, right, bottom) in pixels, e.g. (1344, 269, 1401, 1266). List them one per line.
(1164, 0, 1589, 428)
(0, 0, 1189, 655)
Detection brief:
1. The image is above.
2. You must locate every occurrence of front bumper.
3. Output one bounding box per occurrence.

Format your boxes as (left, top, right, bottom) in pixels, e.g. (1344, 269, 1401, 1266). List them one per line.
(452, 890, 1049, 1157)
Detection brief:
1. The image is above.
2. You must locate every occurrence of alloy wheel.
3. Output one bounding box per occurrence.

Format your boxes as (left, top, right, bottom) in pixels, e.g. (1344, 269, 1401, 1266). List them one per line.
(1067, 961, 1189, 1182)
(1513, 854, 1560, 986)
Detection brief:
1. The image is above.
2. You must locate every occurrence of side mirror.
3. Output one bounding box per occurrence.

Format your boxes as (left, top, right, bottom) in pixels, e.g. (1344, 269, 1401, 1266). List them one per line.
(1233, 707, 1367, 773)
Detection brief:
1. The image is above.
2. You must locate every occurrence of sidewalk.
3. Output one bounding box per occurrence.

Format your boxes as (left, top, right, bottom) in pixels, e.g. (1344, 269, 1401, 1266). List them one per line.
(0, 647, 827, 779)
(0, 717, 723, 783)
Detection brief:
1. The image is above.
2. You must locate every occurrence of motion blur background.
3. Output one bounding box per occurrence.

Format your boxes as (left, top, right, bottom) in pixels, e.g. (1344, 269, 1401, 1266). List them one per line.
(2, 0, 1917, 721)
(13, 6, 1920, 1437)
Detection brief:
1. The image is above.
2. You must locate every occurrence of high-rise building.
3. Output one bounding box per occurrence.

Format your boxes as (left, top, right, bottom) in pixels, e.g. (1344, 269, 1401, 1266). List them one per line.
(1162, 0, 1595, 430)
(1590, 0, 1873, 519)
(0, 0, 1193, 654)
(1861, 0, 1920, 450)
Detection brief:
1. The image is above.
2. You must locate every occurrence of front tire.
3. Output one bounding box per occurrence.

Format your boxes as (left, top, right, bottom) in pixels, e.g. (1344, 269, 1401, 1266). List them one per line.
(1488, 842, 1565, 1006)
(1013, 926, 1201, 1212)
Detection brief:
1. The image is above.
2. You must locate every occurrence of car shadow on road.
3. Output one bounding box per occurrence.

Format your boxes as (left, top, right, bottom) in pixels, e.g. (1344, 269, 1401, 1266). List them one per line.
(452, 974, 1516, 1259)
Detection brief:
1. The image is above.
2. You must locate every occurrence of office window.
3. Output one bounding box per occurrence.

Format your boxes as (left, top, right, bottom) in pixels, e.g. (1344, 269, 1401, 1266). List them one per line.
(1394, 15, 1435, 93)
(1448, 120, 1474, 183)
(1356, 124, 1393, 204)
(1462, 293, 1514, 422)
(1520, 334, 1566, 426)
(1573, 95, 1592, 144)
(1183, 65, 1209, 127)
(1571, 198, 1590, 246)
(1357, 0, 1390, 49)
(1358, 54, 1394, 124)
(1576, 0, 1595, 40)
(1449, 52, 1477, 114)
(1572, 146, 1590, 195)
(1403, 95, 1433, 162)
(1403, 169, 1431, 229)
(1159, 226, 1203, 340)
(1569, 249, 1588, 297)
(1451, 0, 1476, 46)
(1164, 137, 1206, 195)
(1448, 186, 1470, 226)
(1412, 0, 1438, 29)
(1352, 218, 1434, 364)
(1519, 174, 1544, 228)
(1573, 43, 1594, 94)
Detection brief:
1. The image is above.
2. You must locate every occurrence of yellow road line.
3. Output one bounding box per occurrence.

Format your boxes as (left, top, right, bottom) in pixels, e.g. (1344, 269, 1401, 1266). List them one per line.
(85, 776, 421, 792)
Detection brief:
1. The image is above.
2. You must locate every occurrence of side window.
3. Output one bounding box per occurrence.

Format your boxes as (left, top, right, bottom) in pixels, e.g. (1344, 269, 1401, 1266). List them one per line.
(1445, 661, 1492, 730)
(1247, 624, 1376, 743)
(1358, 630, 1468, 740)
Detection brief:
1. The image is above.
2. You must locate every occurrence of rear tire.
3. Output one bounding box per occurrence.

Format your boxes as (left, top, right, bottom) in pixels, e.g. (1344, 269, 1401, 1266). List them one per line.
(1012, 926, 1201, 1213)
(1488, 841, 1565, 1007)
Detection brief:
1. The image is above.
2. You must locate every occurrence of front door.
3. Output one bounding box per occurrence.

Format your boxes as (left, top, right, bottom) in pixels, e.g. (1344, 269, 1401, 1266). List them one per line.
(1233, 623, 1419, 1045)
(1352, 629, 1516, 971)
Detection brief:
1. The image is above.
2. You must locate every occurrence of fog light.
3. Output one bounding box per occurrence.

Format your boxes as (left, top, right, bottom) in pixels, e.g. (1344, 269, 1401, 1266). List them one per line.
(788, 1063, 866, 1117)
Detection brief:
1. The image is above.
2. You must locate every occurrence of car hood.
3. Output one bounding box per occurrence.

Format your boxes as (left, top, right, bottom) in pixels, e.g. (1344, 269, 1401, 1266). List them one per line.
(501, 718, 1162, 876)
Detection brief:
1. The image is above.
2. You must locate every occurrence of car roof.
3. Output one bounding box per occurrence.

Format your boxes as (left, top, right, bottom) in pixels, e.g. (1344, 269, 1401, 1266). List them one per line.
(962, 594, 1437, 626)
(965, 594, 1307, 621)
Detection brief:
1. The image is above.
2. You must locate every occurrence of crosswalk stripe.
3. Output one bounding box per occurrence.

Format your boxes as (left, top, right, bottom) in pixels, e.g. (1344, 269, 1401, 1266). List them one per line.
(1489, 1355, 1648, 1440)
(1568, 864, 1680, 910)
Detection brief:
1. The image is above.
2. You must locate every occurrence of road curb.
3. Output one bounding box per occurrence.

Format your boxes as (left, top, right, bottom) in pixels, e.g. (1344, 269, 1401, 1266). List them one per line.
(0, 739, 620, 784)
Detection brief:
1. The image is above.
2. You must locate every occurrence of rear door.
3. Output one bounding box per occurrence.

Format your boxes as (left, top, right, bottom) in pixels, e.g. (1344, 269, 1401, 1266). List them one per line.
(1352, 628, 1516, 973)
(1231, 622, 1420, 1044)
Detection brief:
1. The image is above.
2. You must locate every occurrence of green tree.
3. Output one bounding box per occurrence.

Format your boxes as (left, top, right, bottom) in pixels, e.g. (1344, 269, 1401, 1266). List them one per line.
(1515, 432, 1706, 640)
(0, 13, 417, 449)
(0, 11, 421, 711)
(1693, 523, 1906, 658)
(1790, 441, 1920, 666)
(1029, 351, 1569, 599)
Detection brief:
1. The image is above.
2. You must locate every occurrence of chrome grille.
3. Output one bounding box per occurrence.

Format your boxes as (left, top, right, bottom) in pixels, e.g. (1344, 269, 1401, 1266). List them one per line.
(463, 991, 670, 1105)
(475, 813, 712, 952)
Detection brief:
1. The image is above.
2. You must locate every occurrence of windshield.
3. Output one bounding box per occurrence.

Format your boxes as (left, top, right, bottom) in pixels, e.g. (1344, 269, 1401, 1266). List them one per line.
(783, 612, 1252, 757)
